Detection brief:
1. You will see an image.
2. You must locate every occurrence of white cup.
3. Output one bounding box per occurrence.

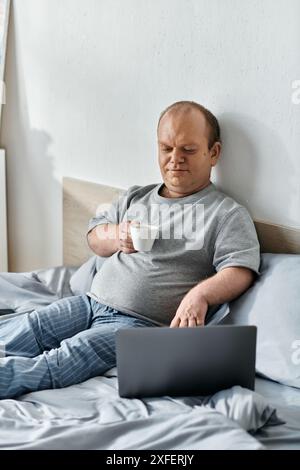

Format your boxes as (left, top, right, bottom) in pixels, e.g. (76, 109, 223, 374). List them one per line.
(130, 222, 159, 252)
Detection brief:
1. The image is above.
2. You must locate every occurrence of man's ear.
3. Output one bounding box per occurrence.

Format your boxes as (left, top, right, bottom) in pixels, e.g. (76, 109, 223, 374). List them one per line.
(210, 142, 222, 167)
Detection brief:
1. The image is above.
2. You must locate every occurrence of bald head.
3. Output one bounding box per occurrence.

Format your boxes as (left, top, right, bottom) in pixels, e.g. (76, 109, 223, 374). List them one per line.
(157, 101, 222, 198)
(157, 101, 221, 150)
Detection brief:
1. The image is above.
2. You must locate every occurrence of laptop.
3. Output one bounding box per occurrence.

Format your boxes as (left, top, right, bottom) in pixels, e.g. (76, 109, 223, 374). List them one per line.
(116, 325, 257, 398)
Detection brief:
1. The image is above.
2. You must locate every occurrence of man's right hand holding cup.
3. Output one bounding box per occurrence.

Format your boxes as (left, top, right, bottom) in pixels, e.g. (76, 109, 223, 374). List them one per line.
(117, 221, 137, 254)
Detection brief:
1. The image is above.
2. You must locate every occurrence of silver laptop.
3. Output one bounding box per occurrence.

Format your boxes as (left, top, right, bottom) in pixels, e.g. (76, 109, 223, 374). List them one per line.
(116, 325, 257, 398)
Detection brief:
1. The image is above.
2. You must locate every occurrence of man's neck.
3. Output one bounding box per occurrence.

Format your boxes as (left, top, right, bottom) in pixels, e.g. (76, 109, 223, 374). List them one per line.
(160, 181, 211, 198)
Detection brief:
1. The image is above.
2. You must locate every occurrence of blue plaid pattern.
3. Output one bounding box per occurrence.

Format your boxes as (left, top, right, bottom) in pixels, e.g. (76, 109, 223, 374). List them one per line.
(0, 294, 155, 399)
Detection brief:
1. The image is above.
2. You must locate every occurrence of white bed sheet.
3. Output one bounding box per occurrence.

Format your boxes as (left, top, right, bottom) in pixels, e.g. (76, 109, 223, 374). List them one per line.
(254, 377, 300, 449)
(1, 265, 299, 450)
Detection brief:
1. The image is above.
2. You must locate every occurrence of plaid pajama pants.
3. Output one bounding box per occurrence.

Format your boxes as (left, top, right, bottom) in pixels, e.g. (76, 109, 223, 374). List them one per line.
(0, 294, 156, 399)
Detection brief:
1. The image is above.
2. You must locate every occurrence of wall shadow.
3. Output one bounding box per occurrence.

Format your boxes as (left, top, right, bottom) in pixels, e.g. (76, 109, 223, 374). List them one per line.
(0, 3, 61, 272)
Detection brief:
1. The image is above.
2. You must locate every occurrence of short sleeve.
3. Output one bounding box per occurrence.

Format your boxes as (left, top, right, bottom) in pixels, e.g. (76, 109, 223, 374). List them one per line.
(86, 192, 125, 235)
(86, 186, 141, 236)
(213, 207, 261, 275)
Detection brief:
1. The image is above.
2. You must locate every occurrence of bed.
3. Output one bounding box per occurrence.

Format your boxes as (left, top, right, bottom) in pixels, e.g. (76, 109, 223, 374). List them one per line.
(0, 176, 300, 450)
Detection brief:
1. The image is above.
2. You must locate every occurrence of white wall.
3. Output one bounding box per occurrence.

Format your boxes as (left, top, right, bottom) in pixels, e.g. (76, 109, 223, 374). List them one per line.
(1, 0, 300, 271)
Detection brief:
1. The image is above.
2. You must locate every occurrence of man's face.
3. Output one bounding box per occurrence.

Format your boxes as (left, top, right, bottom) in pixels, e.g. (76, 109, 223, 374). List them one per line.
(157, 109, 221, 197)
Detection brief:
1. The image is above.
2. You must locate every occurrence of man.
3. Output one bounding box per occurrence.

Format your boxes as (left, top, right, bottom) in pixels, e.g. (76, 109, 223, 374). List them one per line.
(0, 101, 260, 398)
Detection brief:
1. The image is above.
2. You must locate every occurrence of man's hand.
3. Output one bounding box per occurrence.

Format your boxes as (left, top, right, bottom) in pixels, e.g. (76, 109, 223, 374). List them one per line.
(169, 267, 255, 328)
(117, 221, 137, 254)
(170, 287, 208, 328)
(87, 221, 137, 257)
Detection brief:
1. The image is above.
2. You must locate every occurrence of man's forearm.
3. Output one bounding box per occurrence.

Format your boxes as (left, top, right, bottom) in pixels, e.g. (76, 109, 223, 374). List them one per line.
(87, 224, 119, 257)
(194, 267, 255, 305)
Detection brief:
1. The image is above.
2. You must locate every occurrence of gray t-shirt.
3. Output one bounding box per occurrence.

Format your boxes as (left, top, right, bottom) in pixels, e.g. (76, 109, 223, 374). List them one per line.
(86, 182, 260, 326)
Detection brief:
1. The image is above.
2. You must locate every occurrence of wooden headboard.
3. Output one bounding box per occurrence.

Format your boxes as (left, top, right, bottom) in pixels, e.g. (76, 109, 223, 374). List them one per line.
(63, 176, 300, 266)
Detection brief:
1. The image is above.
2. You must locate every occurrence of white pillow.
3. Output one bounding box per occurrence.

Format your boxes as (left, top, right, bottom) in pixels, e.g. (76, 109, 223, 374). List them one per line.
(223, 254, 300, 388)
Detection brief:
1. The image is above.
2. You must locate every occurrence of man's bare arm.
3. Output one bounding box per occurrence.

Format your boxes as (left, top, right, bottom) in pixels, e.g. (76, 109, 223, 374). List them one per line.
(170, 267, 255, 327)
(87, 224, 119, 257)
(87, 222, 137, 257)
(196, 266, 255, 305)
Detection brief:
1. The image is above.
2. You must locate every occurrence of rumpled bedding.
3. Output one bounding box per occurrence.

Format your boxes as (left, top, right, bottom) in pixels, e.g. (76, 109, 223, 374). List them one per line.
(0, 368, 280, 449)
(0, 266, 282, 449)
(0, 266, 76, 315)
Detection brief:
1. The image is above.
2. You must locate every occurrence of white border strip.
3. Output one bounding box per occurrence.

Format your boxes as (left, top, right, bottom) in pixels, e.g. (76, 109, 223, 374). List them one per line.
(0, 149, 7, 271)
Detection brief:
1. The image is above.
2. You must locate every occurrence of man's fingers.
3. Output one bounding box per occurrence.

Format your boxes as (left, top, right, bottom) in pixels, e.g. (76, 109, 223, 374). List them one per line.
(120, 240, 134, 249)
(120, 231, 132, 241)
(170, 315, 203, 328)
(119, 222, 133, 239)
(170, 316, 180, 328)
(119, 239, 137, 253)
(121, 247, 136, 254)
(120, 234, 134, 246)
(119, 236, 135, 247)
(121, 246, 136, 253)
(188, 318, 197, 328)
(179, 317, 188, 328)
